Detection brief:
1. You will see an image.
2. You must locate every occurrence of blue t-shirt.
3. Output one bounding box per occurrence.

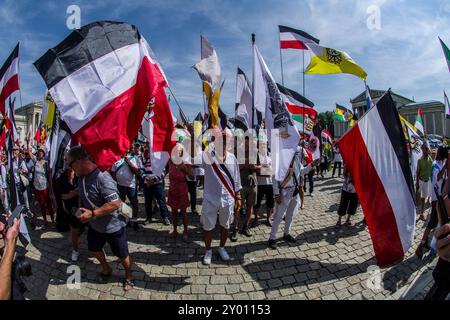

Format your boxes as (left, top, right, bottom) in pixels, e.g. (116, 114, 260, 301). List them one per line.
(79, 168, 126, 234)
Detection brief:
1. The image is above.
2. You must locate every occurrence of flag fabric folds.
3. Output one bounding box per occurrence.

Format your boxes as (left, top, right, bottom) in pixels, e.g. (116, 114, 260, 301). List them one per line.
(365, 84, 374, 111)
(193, 35, 222, 92)
(334, 104, 356, 126)
(0, 43, 19, 116)
(305, 43, 367, 80)
(253, 44, 300, 182)
(278, 25, 319, 50)
(42, 91, 56, 129)
(338, 92, 415, 267)
(414, 107, 425, 136)
(321, 129, 333, 144)
(34, 21, 169, 171)
(235, 67, 253, 130)
(439, 37, 450, 73)
(277, 83, 316, 135)
(400, 115, 423, 178)
(444, 91, 450, 119)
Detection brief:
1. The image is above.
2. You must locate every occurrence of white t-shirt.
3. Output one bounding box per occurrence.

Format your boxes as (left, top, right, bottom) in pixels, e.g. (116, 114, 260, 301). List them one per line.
(256, 153, 273, 186)
(195, 150, 242, 208)
(111, 156, 141, 188)
(33, 161, 48, 191)
(12, 158, 28, 184)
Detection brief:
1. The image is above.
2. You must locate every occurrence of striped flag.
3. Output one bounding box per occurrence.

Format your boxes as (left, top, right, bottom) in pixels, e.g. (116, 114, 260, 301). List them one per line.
(439, 37, 450, 72)
(278, 25, 319, 50)
(0, 43, 19, 116)
(253, 44, 300, 182)
(414, 107, 425, 136)
(334, 104, 356, 126)
(321, 129, 333, 144)
(277, 83, 316, 135)
(34, 21, 169, 171)
(235, 67, 253, 130)
(338, 92, 415, 267)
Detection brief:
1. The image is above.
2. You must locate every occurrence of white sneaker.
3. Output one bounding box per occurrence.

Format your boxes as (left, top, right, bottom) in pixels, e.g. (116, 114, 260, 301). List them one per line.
(217, 247, 230, 261)
(71, 250, 79, 262)
(203, 249, 212, 265)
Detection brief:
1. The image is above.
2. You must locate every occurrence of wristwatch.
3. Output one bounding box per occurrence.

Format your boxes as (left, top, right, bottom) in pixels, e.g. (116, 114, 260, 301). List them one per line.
(92, 209, 98, 221)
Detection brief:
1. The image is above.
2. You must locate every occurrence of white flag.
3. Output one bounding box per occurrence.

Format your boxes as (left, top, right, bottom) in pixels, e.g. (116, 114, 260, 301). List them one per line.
(253, 44, 300, 182)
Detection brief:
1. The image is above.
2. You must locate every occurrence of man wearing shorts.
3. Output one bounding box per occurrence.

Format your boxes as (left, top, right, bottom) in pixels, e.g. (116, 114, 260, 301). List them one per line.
(68, 146, 134, 291)
(197, 129, 241, 265)
(416, 144, 433, 221)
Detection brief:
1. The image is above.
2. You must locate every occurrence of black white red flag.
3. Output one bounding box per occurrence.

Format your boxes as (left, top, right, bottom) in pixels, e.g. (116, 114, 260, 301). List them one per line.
(34, 21, 169, 171)
(0, 43, 19, 116)
(338, 92, 415, 267)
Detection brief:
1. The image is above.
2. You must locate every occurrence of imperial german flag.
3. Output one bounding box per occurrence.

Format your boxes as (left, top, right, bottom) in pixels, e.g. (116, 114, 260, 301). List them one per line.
(305, 43, 367, 80)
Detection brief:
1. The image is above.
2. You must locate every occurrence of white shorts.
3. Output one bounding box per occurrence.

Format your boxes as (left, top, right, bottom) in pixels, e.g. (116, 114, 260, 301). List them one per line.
(418, 179, 431, 199)
(200, 200, 234, 231)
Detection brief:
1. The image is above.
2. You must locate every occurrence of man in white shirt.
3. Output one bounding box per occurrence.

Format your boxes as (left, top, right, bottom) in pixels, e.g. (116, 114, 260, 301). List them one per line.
(196, 129, 242, 265)
(268, 148, 313, 249)
(111, 144, 142, 230)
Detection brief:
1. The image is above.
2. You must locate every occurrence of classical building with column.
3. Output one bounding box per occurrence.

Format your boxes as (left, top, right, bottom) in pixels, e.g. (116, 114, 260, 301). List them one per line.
(334, 89, 447, 139)
(1, 101, 44, 146)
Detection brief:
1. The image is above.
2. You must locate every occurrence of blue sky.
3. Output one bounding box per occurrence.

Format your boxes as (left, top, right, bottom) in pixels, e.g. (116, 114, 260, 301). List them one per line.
(1, 0, 450, 119)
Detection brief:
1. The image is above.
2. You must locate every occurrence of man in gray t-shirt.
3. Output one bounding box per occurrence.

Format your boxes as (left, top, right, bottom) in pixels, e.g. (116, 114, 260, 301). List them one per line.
(67, 146, 135, 292)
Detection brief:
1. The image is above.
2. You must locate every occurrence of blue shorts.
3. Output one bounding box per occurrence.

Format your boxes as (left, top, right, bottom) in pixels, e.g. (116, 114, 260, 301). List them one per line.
(87, 226, 129, 259)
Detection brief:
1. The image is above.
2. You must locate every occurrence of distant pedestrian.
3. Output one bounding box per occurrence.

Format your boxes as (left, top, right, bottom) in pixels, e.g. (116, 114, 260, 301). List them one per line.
(336, 168, 359, 226)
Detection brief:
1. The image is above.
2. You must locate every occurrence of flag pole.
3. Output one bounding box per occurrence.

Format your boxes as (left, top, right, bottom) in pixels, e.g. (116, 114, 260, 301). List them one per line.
(252, 33, 256, 130)
(302, 50, 305, 96)
(167, 85, 188, 122)
(200, 33, 207, 117)
(444, 90, 447, 141)
(278, 32, 285, 86)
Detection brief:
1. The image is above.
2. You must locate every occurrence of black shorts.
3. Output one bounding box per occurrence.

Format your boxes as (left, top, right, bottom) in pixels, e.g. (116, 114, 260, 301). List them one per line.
(338, 190, 359, 216)
(427, 201, 439, 229)
(254, 184, 274, 209)
(87, 227, 129, 259)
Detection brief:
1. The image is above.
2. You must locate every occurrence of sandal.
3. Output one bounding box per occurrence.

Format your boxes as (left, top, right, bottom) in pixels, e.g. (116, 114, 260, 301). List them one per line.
(123, 278, 135, 291)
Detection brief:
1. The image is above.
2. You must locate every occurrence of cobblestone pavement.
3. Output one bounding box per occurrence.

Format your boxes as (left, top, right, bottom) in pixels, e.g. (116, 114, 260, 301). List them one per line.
(22, 173, 434, 300)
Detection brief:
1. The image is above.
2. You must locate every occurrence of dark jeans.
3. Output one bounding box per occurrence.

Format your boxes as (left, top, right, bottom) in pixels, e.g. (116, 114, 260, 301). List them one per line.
(303, 171, 314, 193)
(117, 185, 138, 208)
(143, 183, 169, 220)
(186, 180, 197, 212)
(332, 161, 342, 176)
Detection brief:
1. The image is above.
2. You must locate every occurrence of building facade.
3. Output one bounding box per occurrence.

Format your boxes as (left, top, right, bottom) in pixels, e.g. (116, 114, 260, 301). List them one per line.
(1, 101, 44, 146)
(333, 89, 448, 139)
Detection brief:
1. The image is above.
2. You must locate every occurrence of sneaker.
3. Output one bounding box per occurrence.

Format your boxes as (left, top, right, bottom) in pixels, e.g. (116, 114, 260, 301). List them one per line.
(268, 239, 277, 250)
(242, 225, 252, 237)
(163, 217, 171, 226)
(71, 250, 79, 262)
(283, 234, 297, 243)
(203, 249, 212, 265)
(230, 228, 238, 242)
(217, 247, 230, 261)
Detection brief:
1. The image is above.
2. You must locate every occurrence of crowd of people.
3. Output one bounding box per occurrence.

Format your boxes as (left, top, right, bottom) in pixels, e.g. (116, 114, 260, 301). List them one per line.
(0, 127, 449, 299)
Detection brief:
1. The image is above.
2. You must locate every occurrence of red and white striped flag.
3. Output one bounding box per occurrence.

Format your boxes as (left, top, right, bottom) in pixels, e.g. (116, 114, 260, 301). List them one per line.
(321, 129, 333, 144)
(278, 25, 319, 50)
(338, 92, 415, 267)
(34, 21, 169, 171)
(0, 43, 19, 117)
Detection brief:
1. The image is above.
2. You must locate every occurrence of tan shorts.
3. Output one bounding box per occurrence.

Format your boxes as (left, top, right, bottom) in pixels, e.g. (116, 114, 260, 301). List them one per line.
(241, 185, 257, 208)
(200, 200, 234, 231)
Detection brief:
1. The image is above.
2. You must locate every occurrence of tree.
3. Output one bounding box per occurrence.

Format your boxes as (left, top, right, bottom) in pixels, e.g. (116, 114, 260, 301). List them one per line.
(316, 111, 335, 136)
